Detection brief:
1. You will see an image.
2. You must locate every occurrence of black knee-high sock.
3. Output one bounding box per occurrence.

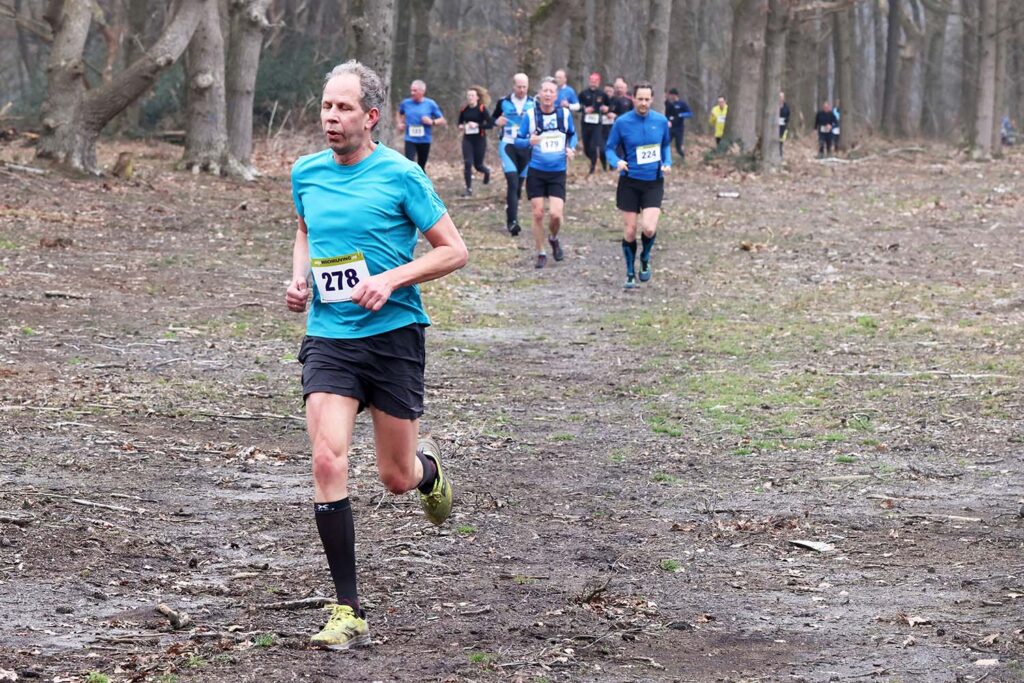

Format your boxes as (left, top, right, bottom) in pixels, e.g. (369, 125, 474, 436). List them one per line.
(505, 172, 519, 224)
(641, 233, 656, 262)
(416, 449, 438, 493)
(314, 498, 358, 610)
(622, 239, 637, 276)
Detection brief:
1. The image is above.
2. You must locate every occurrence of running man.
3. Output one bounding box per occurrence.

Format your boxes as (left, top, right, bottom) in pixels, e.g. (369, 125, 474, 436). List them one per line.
(579, 72, 609, 175)
(605, 81, 671, 289)
(709, 96, 728, 146)
(397, 79, 446, 170)
(664, 87, 692, 161)
(457, 85, 493, 197)
(288, 60, 468, 650)
(814, 100, 838, 158)
(778, 91, 790, 158)
(492, 73, 535, 236)
(832, 98, 841, 150)
(600, 83, 616, 170)
(607, 78, 634, 160)
(516, 76, 577, 269)
(554, 68, 581, 113)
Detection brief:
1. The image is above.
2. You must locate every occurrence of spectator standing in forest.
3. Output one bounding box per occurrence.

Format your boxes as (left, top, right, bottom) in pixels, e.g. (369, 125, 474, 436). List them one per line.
(555, 69, 581, 114)
(579, 72, 610, 175)
(709, 96, 728, 146)
(287, 60, 467, 651)
(814, 100, 838, 158)
(516, 77, 577, 269)
(457, 86, 493, 197)
(778, 91, 791, 158)
(664, 87, 692, 161)
(605, 82, 672, 289)
(492, 73, 535, 236)
(397, 80, 446, 170)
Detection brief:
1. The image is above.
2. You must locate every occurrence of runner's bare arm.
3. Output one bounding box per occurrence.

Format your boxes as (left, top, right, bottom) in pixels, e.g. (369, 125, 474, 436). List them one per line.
(286, 216, 311, 312)
(350, 213, 468, 312)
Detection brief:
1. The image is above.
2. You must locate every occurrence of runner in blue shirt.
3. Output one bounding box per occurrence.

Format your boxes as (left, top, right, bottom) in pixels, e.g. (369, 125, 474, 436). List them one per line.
(288, 60, 467, 651)
(397, 79, 446, 170)
(605, 81, 671, 289)
(515, 77, 577, 269)
(491, 73, 534, 236)
(554, 69, 581, 114)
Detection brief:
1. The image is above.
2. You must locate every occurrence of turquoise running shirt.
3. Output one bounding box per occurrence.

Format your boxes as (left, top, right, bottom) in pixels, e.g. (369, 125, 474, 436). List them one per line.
(291, 144, 447, 339)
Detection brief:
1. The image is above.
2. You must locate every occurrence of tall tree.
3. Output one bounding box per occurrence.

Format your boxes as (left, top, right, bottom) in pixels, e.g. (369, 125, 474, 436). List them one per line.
(352, 0, 397, 146)
(567, 0, 587, 85)
(37, 0, 205, 173)
(990, 0, 1008, 155)
(225, 0, 271, 176)
(972, 0, 997, 159)
(880, 0, 902, 134)
(919, 0, 949, 137)
(181, 0, 228, 175)
(833, 4, 856, 149)
(724, 0, 767, 153)
(961, 0, 979, 144)
(894, 0, 923, 136)
(645, 0, 672, 110)
(872, 0, 885, 126)
(760, 0, 790, 169)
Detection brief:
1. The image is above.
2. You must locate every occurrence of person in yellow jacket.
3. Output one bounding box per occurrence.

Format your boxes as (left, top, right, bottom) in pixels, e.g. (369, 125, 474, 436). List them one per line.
(709, 96, 728, 145)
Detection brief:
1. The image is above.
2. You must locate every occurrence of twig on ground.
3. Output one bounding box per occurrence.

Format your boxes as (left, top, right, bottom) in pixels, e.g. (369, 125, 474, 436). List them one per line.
(257, 596, 334, 610)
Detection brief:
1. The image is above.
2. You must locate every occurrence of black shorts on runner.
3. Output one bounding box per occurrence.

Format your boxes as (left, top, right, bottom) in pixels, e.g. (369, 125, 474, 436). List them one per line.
(616, 175, 664, 213)
(526, 169, 567, 200)
(298, 324, 426, 419)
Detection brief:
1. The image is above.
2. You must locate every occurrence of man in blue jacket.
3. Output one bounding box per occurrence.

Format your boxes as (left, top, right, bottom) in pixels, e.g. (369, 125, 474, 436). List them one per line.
(664, 88, 692, 162)
(605, 82, 671, 289)
(516, 77, 577, 269)
(492, 73, 534, 236)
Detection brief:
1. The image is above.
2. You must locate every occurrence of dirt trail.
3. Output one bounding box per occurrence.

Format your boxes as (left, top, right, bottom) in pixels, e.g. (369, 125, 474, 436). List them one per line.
(1, 137, 1022, 682)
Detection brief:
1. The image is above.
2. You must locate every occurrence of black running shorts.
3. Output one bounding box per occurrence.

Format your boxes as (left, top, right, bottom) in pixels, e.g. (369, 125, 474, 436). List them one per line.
(298, 324, 426, 419)
(526, 169, 567, 200)
(616, 175, 664, 213)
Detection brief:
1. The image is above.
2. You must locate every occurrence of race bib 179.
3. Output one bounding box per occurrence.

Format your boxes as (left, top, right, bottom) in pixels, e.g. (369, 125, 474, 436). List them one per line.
(311, 252, 371, 304)
(539, 131, 566, 153)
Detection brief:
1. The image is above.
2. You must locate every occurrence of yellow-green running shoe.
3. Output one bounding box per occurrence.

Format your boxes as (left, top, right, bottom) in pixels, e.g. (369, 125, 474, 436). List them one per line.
(310, 604, 369, 650)
(418, 436, 452, 526)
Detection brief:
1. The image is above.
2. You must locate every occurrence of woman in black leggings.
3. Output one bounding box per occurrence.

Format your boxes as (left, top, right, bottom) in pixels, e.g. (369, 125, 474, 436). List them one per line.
(457, 86, 493, 197)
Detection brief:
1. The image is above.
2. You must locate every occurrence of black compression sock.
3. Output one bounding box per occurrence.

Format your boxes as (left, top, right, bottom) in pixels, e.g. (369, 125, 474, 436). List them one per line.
(314, 498, 359, 610)
(416, 449, 437, 493)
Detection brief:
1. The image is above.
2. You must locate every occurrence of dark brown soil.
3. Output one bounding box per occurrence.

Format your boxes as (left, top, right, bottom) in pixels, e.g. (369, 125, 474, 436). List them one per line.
(1, 133, 1022, 683)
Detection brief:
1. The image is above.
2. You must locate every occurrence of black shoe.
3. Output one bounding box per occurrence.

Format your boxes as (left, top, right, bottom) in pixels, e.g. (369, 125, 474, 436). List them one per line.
(460, 187, 472, 198)
(535, 253, 547, 269)
(507, 221, 521, 237)
(482, 169, 490, 185)
(549, 236, 564, 262)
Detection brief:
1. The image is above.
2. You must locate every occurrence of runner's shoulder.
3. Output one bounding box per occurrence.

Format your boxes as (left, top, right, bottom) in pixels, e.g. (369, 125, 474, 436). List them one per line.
(291, 148, 334, 178)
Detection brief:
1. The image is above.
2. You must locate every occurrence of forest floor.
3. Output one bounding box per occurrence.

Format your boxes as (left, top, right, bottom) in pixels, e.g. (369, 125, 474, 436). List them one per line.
(1, 131, 1023, 683)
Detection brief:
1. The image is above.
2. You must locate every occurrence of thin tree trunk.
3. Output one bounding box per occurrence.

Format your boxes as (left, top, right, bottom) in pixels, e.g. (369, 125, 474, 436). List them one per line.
(760, 0, 789, 169)
(724, 0, 767, 153)
(972, 0, 997, 159)
(37, 0, 205, 173)
(880, 0, 902, 134)
(182, 0, 228, 175)
(225, 0, 270, 176)
(645, 0, 672, 110)
(990, 0, 1007, 155)
(785, 13, 813, 132)
(1012, 1, 1024, 125)
(834, 5, 856, 149)
(919, 1, 948, 137)
(816, 8, 829, 104)
(961, 0, 979, 143)
(352, 0, 397, 147)
(873, 0, 885, 126)
(895, 0, 923, 137)
(567, 0, 587, 85)
(411, 0, 434, 83)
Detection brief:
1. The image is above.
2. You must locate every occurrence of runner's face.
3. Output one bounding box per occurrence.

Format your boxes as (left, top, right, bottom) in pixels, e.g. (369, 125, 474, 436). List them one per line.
(321, 74, 375, 157)
(634, 88, 652, 115)
(588, 74, 600, 89)
(466, 89, 478, 106)
(555, 71, 566, 87)
(513, 78, 528, 99)
(539, 82, 557, 108)
(410, 83, 425, 101)
(614, 80, 627, 96)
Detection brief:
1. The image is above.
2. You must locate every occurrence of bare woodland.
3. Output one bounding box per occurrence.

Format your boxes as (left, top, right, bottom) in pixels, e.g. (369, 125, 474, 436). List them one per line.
(0, 0, 1022, 173)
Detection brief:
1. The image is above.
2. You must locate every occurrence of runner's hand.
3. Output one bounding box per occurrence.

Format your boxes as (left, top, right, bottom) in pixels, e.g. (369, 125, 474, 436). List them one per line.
(662, 166, 671, 175)
(616, 160, 628, 172)
(566, 148, 575, 161)
(286, 277, 309, 312)
(530, 133, 542, 146)
(495, 115, 507, 127)
(421, 115, 433, 125)
(350, 274, 393, 312)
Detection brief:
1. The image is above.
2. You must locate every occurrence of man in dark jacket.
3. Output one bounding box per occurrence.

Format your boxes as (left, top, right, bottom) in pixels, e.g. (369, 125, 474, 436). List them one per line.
(814, 101, 838, 158)
(664, 88, 693, 162)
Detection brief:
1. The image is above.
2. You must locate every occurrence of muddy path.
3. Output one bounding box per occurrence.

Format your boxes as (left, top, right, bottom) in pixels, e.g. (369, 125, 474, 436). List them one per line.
(1, 136, 1022, 682)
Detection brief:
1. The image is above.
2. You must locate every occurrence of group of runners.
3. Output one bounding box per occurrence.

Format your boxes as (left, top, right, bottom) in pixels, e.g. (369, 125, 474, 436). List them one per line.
(285, 61, 855, 651)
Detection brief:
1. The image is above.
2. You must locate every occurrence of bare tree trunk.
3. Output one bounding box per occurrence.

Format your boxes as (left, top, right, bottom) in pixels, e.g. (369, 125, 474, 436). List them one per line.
(834, 5, 856, 149)
(1012, 1, 1024, 125)
(645, 0, 672, 110)
(37, 0, 205, 173)
(225, 0, 270, 176)
(880, 0, 901, 134)
(181, 0, 228, 175)
(990, 0, 1008, 155)
(815, 8, 829, 104)
(392, 1, 412, 107)
(118, 0, 153, 133)
(352, 0, 397, 147)
(872, 0, 885, 126)
(724, 0, 767, 153)
(760, 0, 789, 169)
(567, 0, 587, 84)
(919, 1, 948, 137)
(411, 0, 434, 82)
(785, 13, 814, 132)
(972, 0, 997, 159)
(895, 0, 923, 137)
